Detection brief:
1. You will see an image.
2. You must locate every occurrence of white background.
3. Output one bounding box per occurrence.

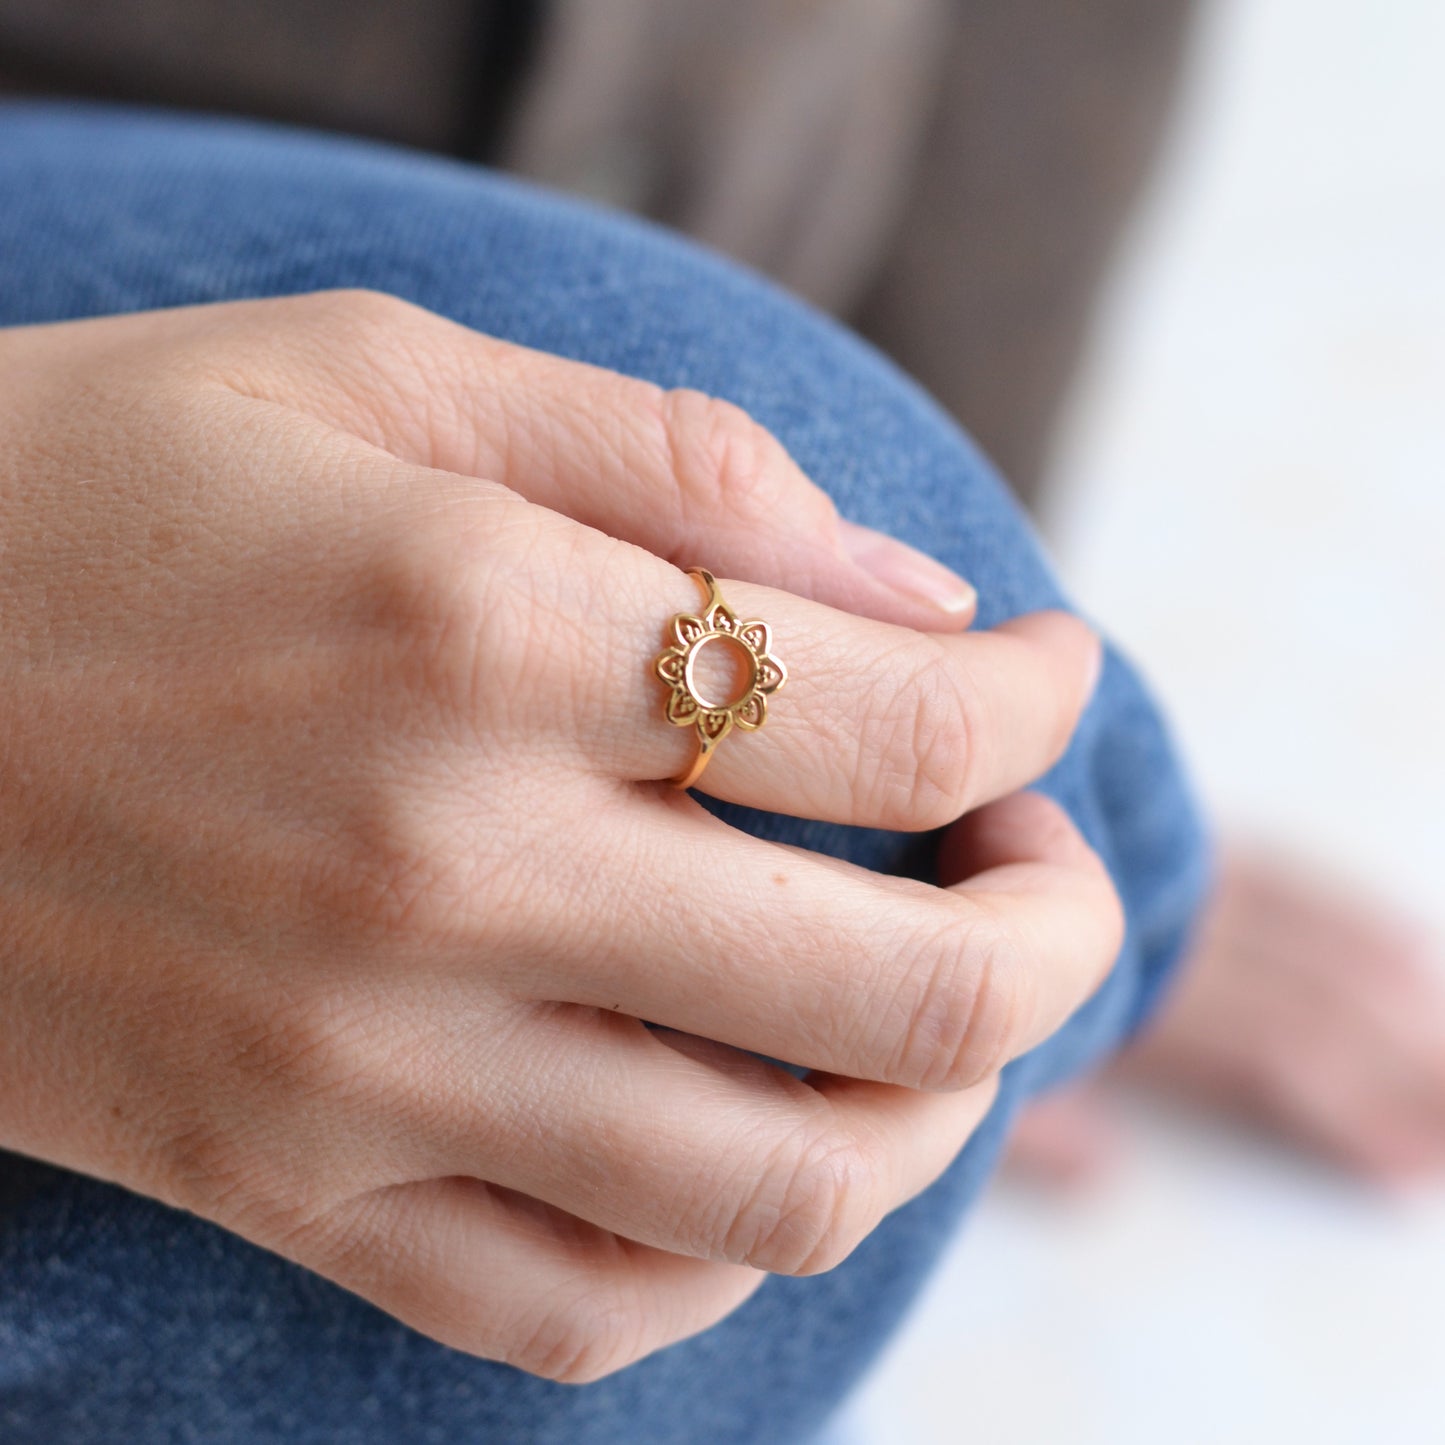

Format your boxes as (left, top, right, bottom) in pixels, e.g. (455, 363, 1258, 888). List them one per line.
(846, 0, 1445, 1439)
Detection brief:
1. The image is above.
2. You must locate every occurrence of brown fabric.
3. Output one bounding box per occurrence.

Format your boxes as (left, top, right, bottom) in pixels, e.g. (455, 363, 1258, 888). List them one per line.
(504, 0, 1199, 503)
(501, 0, 956, 314)
(853, 0, 1200, 497)
(0, 0, 483, 151)
(0, 0, 1198, 504)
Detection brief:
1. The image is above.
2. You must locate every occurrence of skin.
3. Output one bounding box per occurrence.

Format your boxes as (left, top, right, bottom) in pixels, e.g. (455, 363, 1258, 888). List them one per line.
(0, 291, 1121, 1383)
(1009, 851, 1445, 1190)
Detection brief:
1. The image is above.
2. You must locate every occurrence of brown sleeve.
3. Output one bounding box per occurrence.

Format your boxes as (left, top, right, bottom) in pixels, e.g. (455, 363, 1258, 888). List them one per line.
(850, 0, 1200, 508)
(0, 0, 488, 153)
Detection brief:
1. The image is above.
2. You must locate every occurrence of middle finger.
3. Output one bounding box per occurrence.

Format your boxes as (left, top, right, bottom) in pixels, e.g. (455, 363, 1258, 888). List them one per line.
(517, 788, 1123, 1093)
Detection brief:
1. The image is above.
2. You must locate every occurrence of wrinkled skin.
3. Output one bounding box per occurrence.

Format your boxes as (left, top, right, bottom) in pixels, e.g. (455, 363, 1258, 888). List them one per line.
(0, 291, 1119, 1383)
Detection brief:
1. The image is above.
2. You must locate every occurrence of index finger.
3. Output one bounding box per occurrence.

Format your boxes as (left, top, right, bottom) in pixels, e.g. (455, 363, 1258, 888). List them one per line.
(205, 289, 978, 632)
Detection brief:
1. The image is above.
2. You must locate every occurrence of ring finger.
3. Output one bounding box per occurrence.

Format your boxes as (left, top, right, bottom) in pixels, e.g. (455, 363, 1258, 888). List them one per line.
(556, 546, 1100, 832)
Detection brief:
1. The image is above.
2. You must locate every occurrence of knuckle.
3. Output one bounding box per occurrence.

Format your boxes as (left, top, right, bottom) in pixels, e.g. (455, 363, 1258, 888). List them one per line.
(226, 980, 376, 1099)
(320, 783, 493, 945)
(369, 529, 485, 699)
(298, 287, 426, 344)
(309, 510, 567, 947)
(860, 644, 978, 829)
(658, 387, 818, 530)
(357, 512, 532, 721)
(727, 1120, 880, 1276)
(891, 916, 1029, 1090)
(513, 1292, 647, 1385)
(285, 290, 455, 453)
(153, 984, 374, 1226)
(148, 1105, 252, 1222)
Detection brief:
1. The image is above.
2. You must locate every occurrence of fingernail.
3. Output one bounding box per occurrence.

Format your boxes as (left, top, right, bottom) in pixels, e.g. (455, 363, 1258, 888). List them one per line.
(838, 518, 977, 617)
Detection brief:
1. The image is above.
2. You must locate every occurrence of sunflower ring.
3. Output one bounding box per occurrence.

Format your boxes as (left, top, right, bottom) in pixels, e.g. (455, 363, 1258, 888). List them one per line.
(653, 567, 788, 789)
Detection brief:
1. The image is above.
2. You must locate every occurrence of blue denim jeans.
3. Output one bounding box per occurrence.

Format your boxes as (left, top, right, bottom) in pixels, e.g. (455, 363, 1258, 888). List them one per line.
(0, 105, 1210, 1445)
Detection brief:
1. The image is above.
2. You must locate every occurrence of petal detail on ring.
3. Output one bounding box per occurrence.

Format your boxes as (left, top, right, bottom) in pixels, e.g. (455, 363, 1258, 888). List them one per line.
(738, 621, 771, 654)
(735, 692, 766, 730)
(756, 656, 787, 694)
(707, 602, 738, 634)
(699, 709, 733, 743)
(673, 614, 707, 648)
(666, 687, 699, 725)
(655, 649, 687, 685)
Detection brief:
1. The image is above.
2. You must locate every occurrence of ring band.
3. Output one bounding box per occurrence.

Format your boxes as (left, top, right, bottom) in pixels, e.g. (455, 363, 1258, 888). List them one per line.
(653, 567, 788, 789)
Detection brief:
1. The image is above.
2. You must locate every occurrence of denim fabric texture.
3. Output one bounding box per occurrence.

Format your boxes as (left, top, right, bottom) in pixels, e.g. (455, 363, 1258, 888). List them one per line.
(0, 105, 1211, 1445)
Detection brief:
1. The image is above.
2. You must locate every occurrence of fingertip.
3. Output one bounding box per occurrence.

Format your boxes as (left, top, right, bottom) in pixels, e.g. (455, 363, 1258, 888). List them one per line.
(938, 791, 1091, 886)
(994, 609, 1102, 707)
(836, 517, 978, 631)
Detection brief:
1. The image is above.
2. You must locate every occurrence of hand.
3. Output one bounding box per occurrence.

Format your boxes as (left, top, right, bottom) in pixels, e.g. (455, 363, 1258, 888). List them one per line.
(0, 292, 1118, 1380)
(1006, 847, 1445, 1190)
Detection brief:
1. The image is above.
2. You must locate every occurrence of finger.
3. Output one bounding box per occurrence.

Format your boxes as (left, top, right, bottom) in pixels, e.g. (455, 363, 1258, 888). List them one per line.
(400, 1005, 998, 1276)
(1002, 1085, 1122, 1189)
(1264, 1055, 1445, 1186)
(1294, 1018, 1445, 1184)
(520, 789, 1122, 1093)
(571, 553, 1099, 830)
(215, 290, 978, 631)
(316, 1175, 764, 1382)
(1215, 847, 1434, 993)
(179, 398, 1085, 831)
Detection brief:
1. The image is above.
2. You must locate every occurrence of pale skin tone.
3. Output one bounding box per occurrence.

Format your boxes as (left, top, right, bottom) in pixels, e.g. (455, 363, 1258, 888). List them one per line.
(1010, 850, 1445, 1189)
(0, 290, 1121, 1384)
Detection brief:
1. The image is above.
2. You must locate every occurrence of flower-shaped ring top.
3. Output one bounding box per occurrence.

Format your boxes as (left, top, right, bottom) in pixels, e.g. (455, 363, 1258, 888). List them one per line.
(653, 567, 788, 789)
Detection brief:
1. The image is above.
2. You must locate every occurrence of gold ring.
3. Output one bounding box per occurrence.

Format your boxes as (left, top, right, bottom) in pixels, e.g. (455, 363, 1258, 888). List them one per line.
(653, 567, 788, 789)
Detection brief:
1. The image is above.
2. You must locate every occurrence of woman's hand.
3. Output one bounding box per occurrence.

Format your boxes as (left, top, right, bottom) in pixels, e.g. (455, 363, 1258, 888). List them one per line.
(0, 292, 1119, 1381)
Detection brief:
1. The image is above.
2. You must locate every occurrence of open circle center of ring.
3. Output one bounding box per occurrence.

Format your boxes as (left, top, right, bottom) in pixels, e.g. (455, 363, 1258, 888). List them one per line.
(682, 632, 759, 713)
